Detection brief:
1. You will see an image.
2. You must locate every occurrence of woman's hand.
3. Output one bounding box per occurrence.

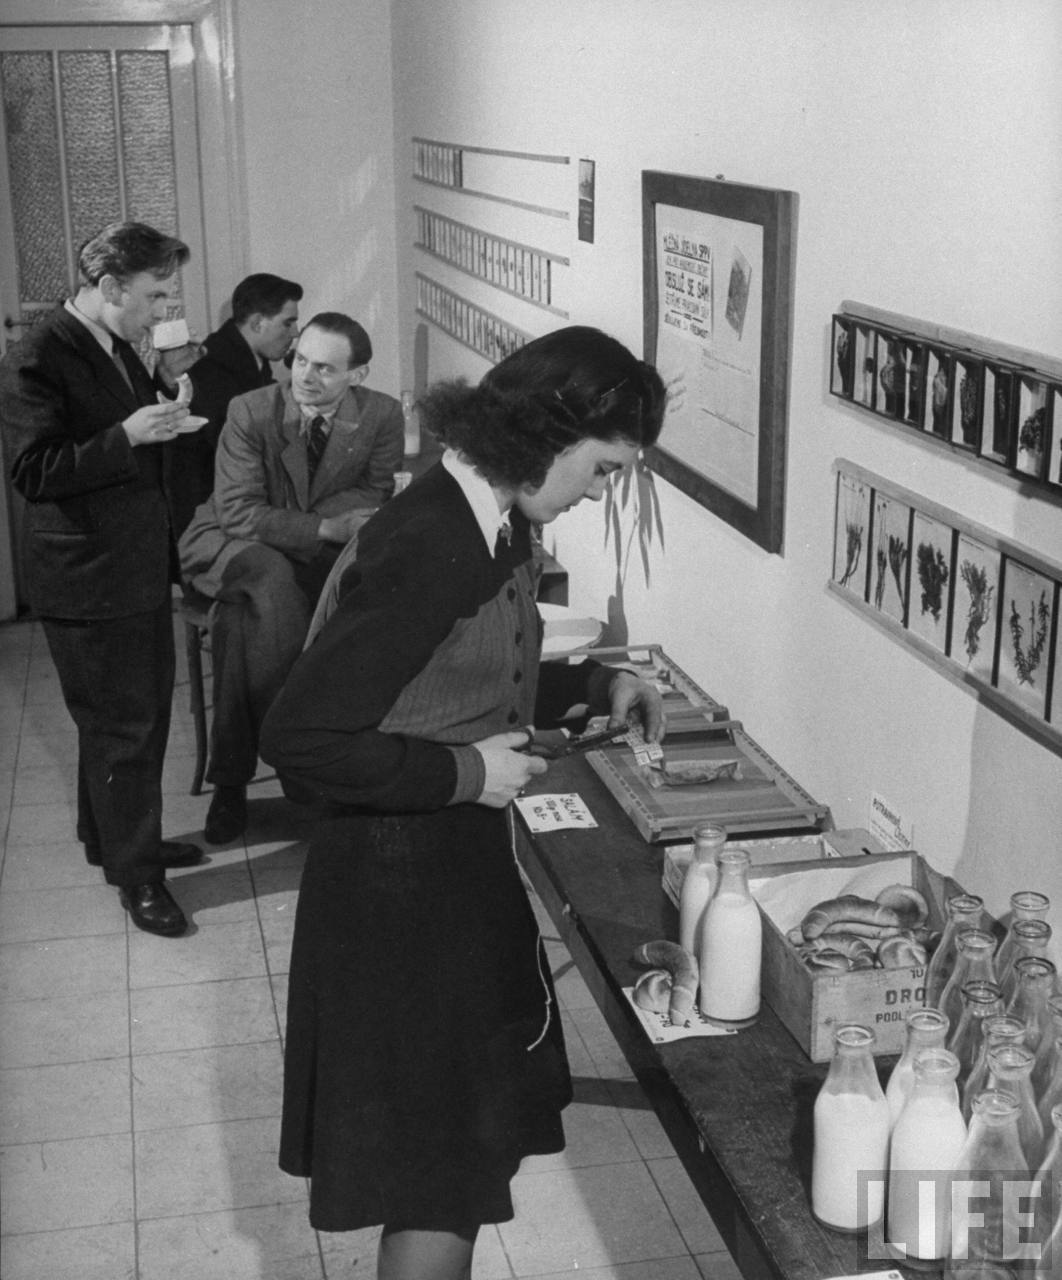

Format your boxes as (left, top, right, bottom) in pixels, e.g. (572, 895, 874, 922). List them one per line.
(607, 672, 665, 743)
(472, 730, 549, 808)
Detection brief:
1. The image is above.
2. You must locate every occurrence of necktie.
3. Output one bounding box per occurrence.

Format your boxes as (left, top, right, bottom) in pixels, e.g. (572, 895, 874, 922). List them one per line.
(306, 414, 328, 482)
(110, 338, 139, 395)
(494, 521, 513, 557)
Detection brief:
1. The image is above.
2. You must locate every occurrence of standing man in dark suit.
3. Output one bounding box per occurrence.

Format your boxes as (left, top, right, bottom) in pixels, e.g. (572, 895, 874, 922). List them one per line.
(0, 221, 205, 937)
(178, 312, 405, 843)
(169, 272, 303, 538)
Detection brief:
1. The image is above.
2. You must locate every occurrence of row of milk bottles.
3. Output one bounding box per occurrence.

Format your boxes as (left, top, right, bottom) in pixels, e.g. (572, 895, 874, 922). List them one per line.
(678, 825, 761, 1026)
(811, 889, 1062, 1276)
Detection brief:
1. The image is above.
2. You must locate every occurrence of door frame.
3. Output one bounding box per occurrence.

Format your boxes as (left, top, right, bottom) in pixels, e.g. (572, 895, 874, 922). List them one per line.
(0, 0, 247, 327)
(0, 0, 246, 621)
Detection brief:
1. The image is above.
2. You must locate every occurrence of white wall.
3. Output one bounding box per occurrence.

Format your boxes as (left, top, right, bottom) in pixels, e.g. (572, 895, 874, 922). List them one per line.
(390, 0, 1062, 916)
(229, 0, 402, 397)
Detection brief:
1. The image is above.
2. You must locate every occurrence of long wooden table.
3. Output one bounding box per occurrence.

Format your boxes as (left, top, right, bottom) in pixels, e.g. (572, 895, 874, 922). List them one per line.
(514, 750, 927, 1280)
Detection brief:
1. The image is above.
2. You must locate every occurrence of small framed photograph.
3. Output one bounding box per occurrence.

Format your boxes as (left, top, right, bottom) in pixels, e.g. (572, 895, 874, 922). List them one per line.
(951, 355, 983, 449)
(901, 337, 927, 429)
(1014, 375, 1049, 479)
(950, 534, 1000, 682)
(923, 347, 952, 438)
(853, 324, 876, 408)
(830, 316, 856, 399)
(996, 558, 1055, 719)
(980, 361, 1019, 464)
(1048, 385, 1062, 490)
(869, 492, 912, 626)
(1051, 596, 1062, 725)
(833, 471, 872, 597)
(875, 330, 907, 419)
(909, 512, 954, 653)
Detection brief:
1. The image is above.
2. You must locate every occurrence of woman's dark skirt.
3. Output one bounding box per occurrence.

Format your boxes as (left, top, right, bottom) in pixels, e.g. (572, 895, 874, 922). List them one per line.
(279, 804, 572, 1232)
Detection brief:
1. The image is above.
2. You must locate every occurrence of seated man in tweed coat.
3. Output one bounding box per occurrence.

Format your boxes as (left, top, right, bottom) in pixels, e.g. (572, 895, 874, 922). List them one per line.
(179, 312, 404, 843)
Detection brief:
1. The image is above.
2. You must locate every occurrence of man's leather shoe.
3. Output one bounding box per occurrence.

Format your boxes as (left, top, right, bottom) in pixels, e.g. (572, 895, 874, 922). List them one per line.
(204, 784, 247, 844)
(86, 840, 204, 868)
(157, 840, 205, 867)
(119, 883, 188, 937)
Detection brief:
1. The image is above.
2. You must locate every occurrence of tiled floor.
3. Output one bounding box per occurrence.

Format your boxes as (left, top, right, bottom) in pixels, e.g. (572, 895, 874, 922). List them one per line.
(0, 611, 742, 1280)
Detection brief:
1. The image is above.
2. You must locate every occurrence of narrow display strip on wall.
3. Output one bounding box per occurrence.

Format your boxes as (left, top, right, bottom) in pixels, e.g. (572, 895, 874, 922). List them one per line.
(415, 272, 531, 365)
(829, 458, 1062, 757)
(412, 136, 571, 219)
(414, 207, 568, 316)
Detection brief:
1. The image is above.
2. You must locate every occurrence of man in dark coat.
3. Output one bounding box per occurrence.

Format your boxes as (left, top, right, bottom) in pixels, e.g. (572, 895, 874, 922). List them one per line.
(178, 312, 405, 843)
(0, 221, 206, 937)
(169, 273, 302, 537)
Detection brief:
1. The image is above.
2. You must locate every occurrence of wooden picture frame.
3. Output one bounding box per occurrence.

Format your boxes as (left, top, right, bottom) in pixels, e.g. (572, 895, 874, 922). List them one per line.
(642, 171, 797, 554)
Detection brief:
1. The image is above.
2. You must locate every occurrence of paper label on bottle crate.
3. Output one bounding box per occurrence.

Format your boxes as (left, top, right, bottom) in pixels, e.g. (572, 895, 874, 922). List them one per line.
(868, 791, 913, 851)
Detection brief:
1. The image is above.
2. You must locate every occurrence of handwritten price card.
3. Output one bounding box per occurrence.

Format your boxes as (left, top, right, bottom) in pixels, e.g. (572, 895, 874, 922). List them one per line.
(515, 793, 597, 833)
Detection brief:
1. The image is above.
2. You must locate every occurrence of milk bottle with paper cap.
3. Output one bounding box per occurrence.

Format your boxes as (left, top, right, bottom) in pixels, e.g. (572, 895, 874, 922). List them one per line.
(811, 1023, 890, 1232)
(887, 1048, 968, 1264)
(679, 824, 726, 961)
(696, 847, 760, 1027)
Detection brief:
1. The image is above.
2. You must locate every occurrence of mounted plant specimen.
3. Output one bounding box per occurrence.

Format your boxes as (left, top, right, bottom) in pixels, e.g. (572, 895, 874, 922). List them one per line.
(831, 317, 855, 398)
(981, 362, 1018, 464)
(951, 534, 1000, 682)
(1014, 377, 1048, 479)
(902, 339, 926, 427)
(924, 347, 951, 439)
(876, 331, 906, 418)
(871, 494, 911, 625)
(996, 558, 1054, 717)
(959, 560, 993, 660)
(917, 544, 949, 621)
(909, 512, 953, 652)
(833, 473, 870, 594)
(952, 357, 982, 448)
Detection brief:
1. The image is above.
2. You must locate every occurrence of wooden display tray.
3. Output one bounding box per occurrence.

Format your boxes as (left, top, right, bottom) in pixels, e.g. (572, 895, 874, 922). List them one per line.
(585, 717, 831, 842)
(567, 643, 731, 735)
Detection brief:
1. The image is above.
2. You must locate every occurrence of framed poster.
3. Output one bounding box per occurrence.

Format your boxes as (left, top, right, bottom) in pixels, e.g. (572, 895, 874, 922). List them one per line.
(642, 171, 797, 554)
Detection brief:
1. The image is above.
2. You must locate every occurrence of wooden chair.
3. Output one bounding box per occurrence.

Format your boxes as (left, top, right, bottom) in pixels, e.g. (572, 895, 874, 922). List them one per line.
(178, 588, 213, 795)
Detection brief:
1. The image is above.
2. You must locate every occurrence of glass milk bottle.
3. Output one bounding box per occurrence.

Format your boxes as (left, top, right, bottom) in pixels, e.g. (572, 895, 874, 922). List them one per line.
(948, 980, 1005, 1086)
(1007, 956, 1059, 1096)
(995, 891, 1051, 995)
(1032, 1103, 1062, 1276)
(927, 894, 985, 1009)
(678, 824, 727, 961)
(998, 919, 1052, 1007)
(885, 1006, 950, 1127)
(812, 1024, 890, 1232)
(887, 1048, 968, 1265)
(961, 1013, 1026, 1122)
(946, 1089, 1029, 1275)
(939, 930, 999, 1037)
(986, 1042, 1043, 1169)
(697, 848, 761, 1027)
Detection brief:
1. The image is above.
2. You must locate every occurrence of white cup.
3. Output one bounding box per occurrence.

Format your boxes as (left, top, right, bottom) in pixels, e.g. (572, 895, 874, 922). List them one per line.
(152, 318, 191, 350)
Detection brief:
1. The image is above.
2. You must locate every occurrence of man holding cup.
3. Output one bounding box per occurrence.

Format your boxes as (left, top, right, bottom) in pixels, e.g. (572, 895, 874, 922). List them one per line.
(0, 221, 205, 936)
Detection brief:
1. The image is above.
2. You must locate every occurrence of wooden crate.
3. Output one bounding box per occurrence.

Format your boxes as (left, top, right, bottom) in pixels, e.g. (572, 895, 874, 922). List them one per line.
(661, 827, 886, 909)
(750, 850, 976, 1062)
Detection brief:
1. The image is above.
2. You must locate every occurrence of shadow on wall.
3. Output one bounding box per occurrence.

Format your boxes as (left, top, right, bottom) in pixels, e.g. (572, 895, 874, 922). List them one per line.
(600, 457, 663, 647)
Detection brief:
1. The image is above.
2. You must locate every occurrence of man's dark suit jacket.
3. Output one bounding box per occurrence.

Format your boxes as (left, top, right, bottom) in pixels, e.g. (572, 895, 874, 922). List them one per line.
(169, 318, 274, 537)
(0, 305, 175, 620)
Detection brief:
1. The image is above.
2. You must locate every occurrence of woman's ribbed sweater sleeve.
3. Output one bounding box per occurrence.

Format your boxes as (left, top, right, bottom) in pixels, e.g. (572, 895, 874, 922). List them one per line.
(259, 520, 483, 812)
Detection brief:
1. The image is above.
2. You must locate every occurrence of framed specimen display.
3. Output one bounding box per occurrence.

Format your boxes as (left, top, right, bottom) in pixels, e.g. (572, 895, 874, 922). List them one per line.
(642, 171, 798, 554)
(830, 458, 1062, 757)
(829, 302, 1062, 504)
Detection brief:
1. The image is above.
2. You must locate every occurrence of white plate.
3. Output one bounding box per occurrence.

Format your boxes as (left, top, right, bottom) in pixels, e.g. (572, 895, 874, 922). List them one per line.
(538, 603, 603, 657)
(173, 415, 208, 433)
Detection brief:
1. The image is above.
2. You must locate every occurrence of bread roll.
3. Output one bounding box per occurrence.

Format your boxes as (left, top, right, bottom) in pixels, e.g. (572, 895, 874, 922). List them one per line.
(632, 969, 672, 1013)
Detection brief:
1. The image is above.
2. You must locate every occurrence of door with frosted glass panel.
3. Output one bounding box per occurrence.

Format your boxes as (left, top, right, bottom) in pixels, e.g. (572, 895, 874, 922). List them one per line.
(0, 24, 208, 618)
